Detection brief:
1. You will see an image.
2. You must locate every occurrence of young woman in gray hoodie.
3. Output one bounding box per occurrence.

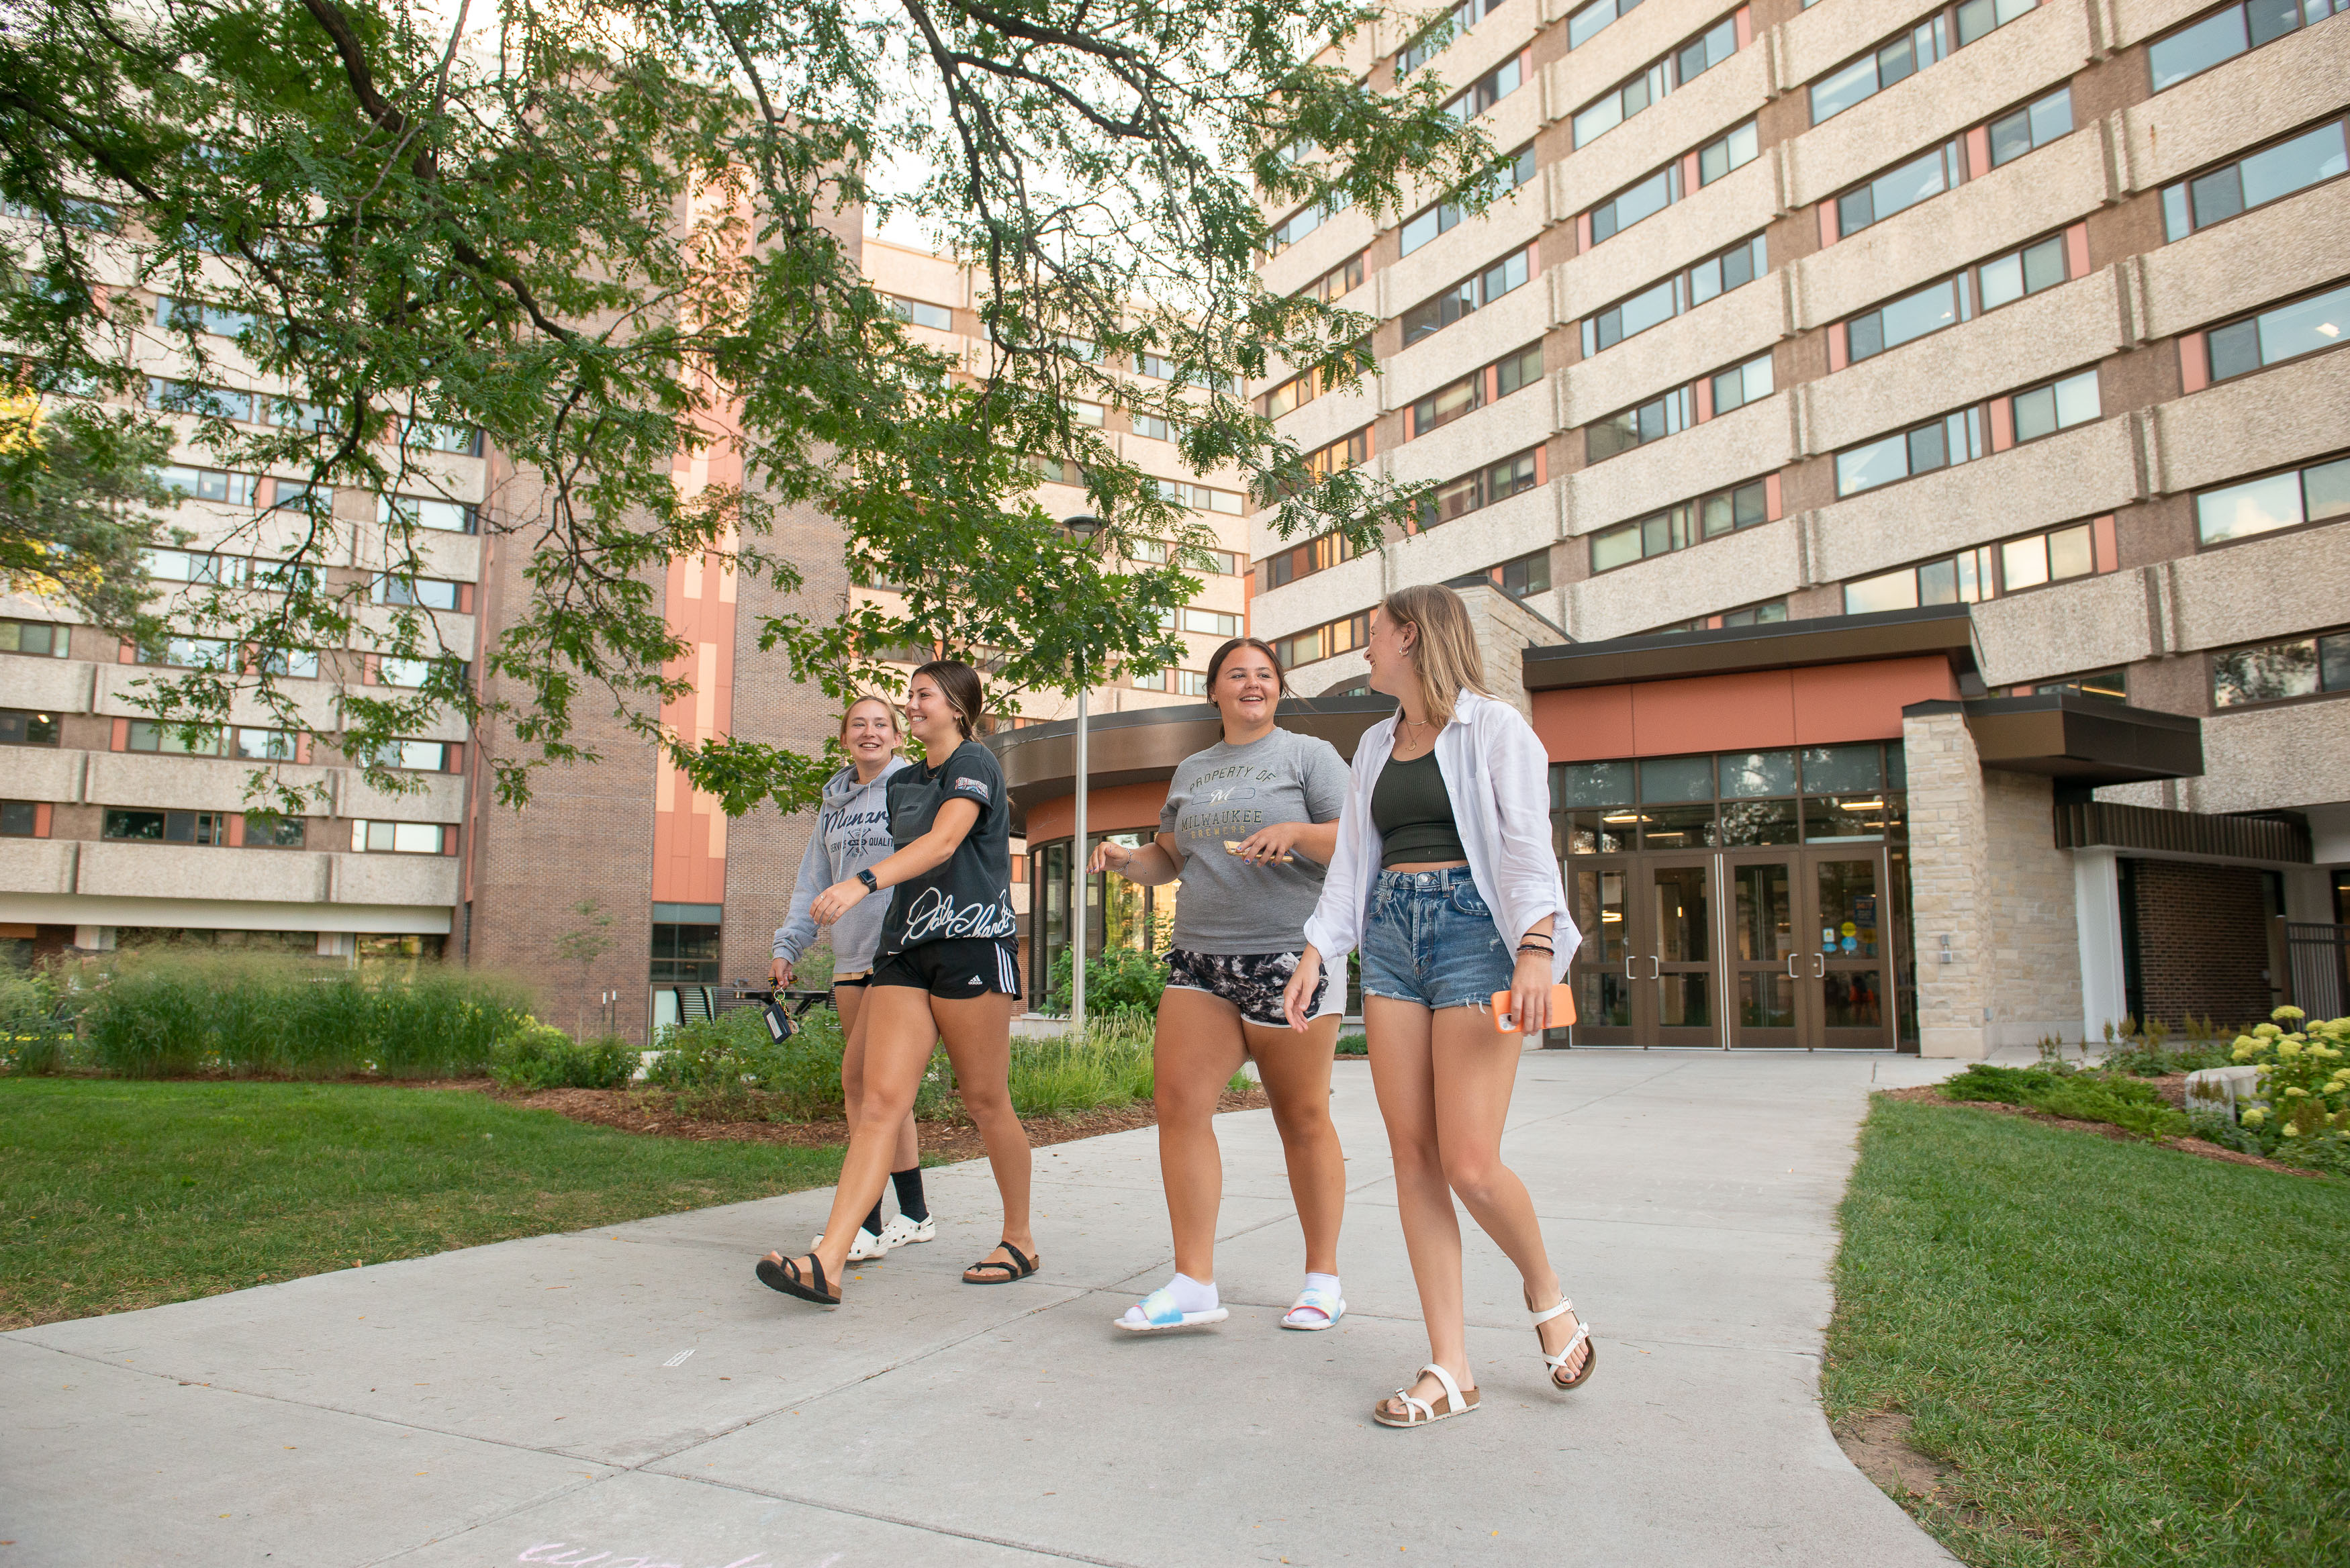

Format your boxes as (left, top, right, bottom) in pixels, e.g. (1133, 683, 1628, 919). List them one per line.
(771, 696, 930, 1261)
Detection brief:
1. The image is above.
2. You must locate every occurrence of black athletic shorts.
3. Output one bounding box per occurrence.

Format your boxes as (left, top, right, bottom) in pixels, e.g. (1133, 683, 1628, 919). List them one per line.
(870, 938, 1022, 999)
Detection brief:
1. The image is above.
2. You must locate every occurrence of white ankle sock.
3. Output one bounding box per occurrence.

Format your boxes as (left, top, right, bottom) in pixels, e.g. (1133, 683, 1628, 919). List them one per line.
(1165, 1273, 1218, 1312)
(1303, 1271, 1340, 1298)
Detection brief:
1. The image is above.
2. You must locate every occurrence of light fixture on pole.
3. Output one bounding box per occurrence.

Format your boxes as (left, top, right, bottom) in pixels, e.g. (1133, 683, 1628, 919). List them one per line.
(1061, 514, 1102, 1037)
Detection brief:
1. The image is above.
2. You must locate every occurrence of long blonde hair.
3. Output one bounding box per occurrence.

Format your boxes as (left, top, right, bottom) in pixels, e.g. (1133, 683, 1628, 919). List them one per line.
(1381, 583, 1489, 727)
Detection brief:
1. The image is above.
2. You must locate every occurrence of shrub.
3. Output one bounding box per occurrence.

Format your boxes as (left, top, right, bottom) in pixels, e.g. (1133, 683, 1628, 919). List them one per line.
(1940, 1063, 2187, 1139)
(1335, 1031, 1368, 1057)
(1006, 1016, 1158, 1117)
(77, 951, 531, 1077)
(1043, 945, 1166, 1018)
(489, 1023, 638, 1090)
(0, 966, 74, 1074)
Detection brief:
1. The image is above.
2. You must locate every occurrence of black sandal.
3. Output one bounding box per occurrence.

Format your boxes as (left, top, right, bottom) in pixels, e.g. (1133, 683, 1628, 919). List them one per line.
(961, 1241, 1038, 1284)
(755, 1251, 840, 1306)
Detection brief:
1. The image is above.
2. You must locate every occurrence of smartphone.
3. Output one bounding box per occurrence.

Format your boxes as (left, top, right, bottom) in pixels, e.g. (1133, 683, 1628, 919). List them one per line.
(1492, 983, 1577, 1034)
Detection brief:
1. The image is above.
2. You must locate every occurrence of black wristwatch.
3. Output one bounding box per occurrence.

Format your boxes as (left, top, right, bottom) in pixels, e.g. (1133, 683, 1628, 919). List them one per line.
(856, 869, 880, 893)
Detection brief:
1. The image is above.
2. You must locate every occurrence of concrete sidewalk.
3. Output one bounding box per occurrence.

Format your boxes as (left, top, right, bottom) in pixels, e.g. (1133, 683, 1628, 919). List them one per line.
(5, 1051, 1960, 1567)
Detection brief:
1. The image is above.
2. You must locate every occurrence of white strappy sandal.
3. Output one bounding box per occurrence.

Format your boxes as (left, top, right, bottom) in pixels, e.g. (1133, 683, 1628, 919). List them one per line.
(1531, 1297, 1597, 1389)
(1371, 1363, 1480, 1428)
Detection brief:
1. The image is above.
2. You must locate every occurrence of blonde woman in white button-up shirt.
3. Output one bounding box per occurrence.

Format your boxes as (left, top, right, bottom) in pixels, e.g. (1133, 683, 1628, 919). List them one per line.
(1282, 584, 1595, 1428)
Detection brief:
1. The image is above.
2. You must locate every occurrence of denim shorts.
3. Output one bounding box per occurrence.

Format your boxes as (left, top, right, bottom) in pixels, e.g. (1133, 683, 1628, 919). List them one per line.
(1360, 867, 1515, 1013)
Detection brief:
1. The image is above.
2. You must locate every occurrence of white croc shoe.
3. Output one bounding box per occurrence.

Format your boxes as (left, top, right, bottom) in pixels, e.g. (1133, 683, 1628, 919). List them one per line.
(813, 1228, 889, 1263)
(878, 1214, 935, 1251)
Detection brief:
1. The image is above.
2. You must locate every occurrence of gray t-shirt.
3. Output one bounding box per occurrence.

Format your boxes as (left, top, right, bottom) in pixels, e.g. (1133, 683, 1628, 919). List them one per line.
(1159, 728, 1350, 954)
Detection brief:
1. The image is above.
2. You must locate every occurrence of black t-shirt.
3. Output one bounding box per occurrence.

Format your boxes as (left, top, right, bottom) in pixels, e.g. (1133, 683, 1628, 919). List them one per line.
(879, 738, 1018, 954)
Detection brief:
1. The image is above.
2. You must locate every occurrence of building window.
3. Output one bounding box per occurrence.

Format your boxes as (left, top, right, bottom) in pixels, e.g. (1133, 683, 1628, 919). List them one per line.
(1443, 52, 1527, 122)
(1838, 144, 1961, 238)
(1582, 234, 1767, 357)
(1168, 607, 1240, 637)
(1255, 530, 1360, 592)
(2007, 370, 2100, 444)
(887, 295, 953, 330)
(1975, 229, 2075, 310)
(1809, 0, 2038, 126)
(134, 636, 234, 671)
(126, 719, 226, 756)
(1837, 409, 1984, 496)
(1408, 344, 1542, 440)
(1451, 550, 1552, 601)
(1273, 610, 1370, 669)
(1403, 246, 1533, 348)
(1298, 251, 1366, 303)
(1591, 477, 1773, 572)
(2161, 116, 2347, 242)
(373, 574, 464, 610)
(1652, 599, 1787, 634)
(1152, 477, 1243, 515)
(1846, 275, 1969, 363)
(1572, 8, 1746, 150)
(0, 709, 61, 746)
(1554, 742, 1906, 854)
(2032, 669, 2127, 701)
(401, 421, 481, 454)
(244, 812, 307, 848)
(379, 495, 476, 534)
(1567, 0, 1640, 48)
(2194, 453, 2350, 544)
(1418, 448, 1542, 530)
(2202, 280, 2350, 383)
(1711, 352, 1775, 415)
(146, 378, 256, 423)
(0, 620, 68, 658)
(1133, 668, 1211, 695)
(144, 547, 247, 587)
(1400, 145, 1535, 255)
(2149, 0, 2345, 94)
(1587, 121, 1757, 246)
(351, 820, 449, 853)
(1303, 428, 1372, 480)
(652, 905, 722, 984)
(1587, 354, 1772, 464)
(1131, 539, 1241, 575)
(1395, 0, 1506, 75)
(232, 727, 297, 760)
(351, 738, 453, 772)
(1268, 190, 1350, 253)
(1842, 515, 2116, 611)
(157, 464, 258, 505)
(105, 808, 232, 844)
(2212, 628, 2350, 707)
(0, 800, 36, 836)
(1987, 87, 2073, 167)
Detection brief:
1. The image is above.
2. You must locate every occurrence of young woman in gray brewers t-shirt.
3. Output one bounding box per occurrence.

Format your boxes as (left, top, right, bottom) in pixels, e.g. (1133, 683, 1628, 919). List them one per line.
(1086, 637, 1353, 1332)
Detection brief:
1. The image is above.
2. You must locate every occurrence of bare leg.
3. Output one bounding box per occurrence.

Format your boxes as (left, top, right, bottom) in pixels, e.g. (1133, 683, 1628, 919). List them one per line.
(1423, 1008, 1586, 1383)
(774, 984, 948, 1287)
(1150, 988, 1248, 1282)
(1362, 996, 1466, 1417)
(837, 984, 919, 1171)
(1243, 1014, 1346, 1278)
(926, 991, 1033, 1275)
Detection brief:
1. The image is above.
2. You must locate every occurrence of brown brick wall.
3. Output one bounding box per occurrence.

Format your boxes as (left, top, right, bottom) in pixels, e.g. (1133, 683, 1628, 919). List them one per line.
(2126, 859, 2275, 1030)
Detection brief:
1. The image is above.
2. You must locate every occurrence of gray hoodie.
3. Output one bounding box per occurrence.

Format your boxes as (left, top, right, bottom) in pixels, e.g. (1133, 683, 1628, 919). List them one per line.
(772, 757, 910, 974)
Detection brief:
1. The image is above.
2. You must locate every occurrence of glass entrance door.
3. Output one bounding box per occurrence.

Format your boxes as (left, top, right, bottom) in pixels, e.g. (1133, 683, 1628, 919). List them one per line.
(1811, 852, 1895, 1048)
(1726, 853, 1799, 1046)
(1566, 856, 1718, 1046)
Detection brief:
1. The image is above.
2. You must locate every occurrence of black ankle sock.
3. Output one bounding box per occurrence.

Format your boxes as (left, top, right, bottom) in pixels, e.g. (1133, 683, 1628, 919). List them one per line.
(892, 1167, 929, 1223)
(861, 1202, 886, 1238)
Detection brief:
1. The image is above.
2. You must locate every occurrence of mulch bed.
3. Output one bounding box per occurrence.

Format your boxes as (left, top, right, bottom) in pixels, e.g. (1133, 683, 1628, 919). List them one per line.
(500, 1084, 1270, 1160)
(1879, 1083, 2320, 1179)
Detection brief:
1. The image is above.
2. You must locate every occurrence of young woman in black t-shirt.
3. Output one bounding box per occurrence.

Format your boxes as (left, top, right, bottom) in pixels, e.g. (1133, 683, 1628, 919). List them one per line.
(757, 660, 1035, 1306)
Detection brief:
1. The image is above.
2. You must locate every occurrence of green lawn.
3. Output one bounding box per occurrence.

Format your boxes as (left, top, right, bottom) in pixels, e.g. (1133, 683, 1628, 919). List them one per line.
(0, 1079, 842, 1329)
(1828, 1097, 2349, 1568)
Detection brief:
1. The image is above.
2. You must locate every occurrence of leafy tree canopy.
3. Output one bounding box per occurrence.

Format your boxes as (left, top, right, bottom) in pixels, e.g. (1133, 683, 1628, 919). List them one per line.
(0, 0, 1493, 813)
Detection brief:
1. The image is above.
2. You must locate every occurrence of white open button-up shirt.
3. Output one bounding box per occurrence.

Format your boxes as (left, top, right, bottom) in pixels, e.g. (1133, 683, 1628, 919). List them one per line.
(1301, 688, 1580, 983)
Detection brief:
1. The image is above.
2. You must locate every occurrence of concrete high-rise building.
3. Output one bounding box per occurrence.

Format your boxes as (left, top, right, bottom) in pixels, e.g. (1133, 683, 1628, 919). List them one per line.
(990, 0, 2350, 1052)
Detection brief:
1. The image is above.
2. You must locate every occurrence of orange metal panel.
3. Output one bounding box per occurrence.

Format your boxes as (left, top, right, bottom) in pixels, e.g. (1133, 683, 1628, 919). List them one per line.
(1532, 685, 1636, 761)
(1027, 782, 1170, 844)
(1631, 670, 1797, 754)
(1791, 656, 1958, 744)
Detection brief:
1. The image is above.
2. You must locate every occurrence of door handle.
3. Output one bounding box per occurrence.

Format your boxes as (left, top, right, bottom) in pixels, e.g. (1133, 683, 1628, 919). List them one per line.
(1624, 954, 1637, 979)
(1649, 955, 1662, 980)
(1784, 953, 1799, 978)
(1812, 953, 1826, 979)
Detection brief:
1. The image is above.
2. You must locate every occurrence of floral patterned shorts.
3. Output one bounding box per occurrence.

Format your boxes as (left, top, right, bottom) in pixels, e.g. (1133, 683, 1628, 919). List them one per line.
(1165, 948, 1340, 1028)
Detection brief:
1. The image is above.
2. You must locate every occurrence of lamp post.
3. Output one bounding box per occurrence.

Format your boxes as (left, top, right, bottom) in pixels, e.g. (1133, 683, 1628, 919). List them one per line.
(1062, 514, 1102, 1036)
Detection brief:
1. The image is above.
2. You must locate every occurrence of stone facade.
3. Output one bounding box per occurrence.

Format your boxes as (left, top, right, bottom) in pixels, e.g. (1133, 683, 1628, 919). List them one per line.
(1902, 709, 1995, 1059)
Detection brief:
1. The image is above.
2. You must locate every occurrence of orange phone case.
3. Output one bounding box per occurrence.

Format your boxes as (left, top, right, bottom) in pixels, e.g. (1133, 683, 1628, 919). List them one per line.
(1492, 983, 1577, 1033)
